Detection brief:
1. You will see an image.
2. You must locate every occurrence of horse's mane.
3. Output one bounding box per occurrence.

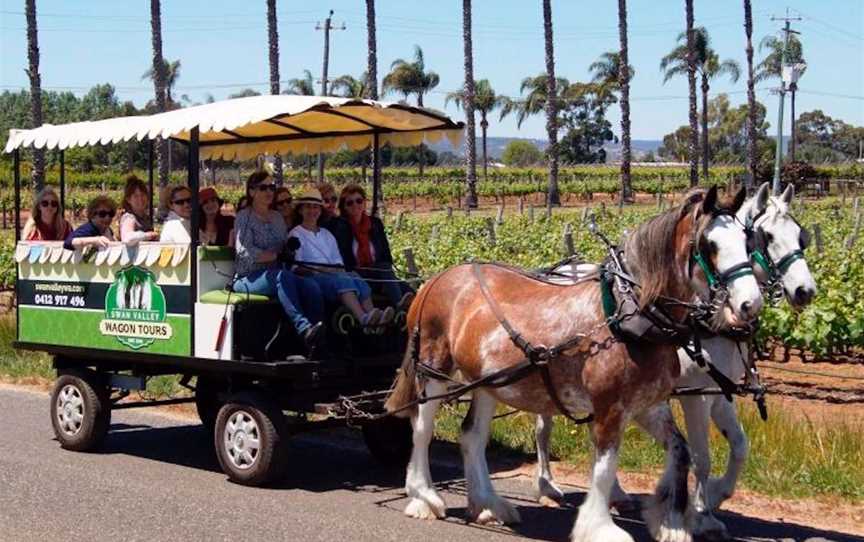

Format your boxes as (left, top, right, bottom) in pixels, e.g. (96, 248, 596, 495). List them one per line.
(624, 189, 705, 308)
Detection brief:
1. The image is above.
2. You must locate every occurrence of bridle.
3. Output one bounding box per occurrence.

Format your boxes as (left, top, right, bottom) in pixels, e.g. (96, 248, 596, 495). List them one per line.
(744, 205, 811, 303)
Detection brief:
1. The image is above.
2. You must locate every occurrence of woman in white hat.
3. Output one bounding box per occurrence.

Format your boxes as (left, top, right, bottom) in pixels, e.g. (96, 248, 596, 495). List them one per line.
(289, 188, 393, 328)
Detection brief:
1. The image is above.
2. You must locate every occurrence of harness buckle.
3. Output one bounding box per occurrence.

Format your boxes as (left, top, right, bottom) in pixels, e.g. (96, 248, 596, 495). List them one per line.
(527, 344, 551, 365)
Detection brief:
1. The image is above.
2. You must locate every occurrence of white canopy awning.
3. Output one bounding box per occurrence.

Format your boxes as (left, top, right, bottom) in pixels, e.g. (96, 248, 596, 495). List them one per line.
(4, 95, 464, 160)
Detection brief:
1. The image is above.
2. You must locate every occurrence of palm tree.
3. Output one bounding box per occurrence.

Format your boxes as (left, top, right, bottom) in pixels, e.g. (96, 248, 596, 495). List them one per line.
(149, 0, 169, 187)
(461, 0, 478, 207)
(142, 59, 181, 106)
(661, 27, 740, 180)
(685, 0, 699, 186)
(266, 0, 283, 184)
(365, 0, 378, 100)
(542, 0, 560, 205)
(499, 74, 569, 128)
(284, 70, 316, 96)
(757, 34, 806, 161)
(617, 0, 633, 202)
(744, 0, 758, 188)
(383, 45, 440, 106)
(331, 74, 369, 98)
(446, 80, 506, 183)
(588, 51, 635, 91)
(383, 45, 440, 176)
(25, 0, 44, 190)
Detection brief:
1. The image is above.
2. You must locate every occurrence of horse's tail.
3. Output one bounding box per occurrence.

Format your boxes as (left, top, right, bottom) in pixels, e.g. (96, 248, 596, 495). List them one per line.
(384, 329, 418, 418)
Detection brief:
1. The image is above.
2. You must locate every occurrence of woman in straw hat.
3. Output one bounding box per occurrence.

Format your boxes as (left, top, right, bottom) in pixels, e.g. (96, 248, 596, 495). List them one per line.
(289, 188, 393, 328)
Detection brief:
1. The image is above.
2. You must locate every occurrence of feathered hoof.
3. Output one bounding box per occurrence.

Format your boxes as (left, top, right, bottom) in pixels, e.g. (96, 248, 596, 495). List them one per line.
(536, 477, 565, 508)
(571, 522, 634, 542)
(691, 511, 730, 542)
(643, 497, 692, 542)
(404, 495, 446, 520)
(706, 478, 734, 511)
(467, 495, 521, 525)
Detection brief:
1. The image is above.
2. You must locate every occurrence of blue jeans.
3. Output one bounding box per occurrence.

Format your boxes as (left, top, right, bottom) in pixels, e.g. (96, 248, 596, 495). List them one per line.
(306, 271, 371, 304)
(233, 267, 323, 334)
(358, 266, 414, 306)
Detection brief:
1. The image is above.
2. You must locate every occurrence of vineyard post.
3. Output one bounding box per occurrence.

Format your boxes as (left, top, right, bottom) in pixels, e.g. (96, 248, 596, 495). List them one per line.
(545, 199, 552, 220)
(563, 223, 575, 257)
(617, 193, 624, 214)
(403, 248, 418, 276)
(431, 224, 439, 240)
(600, 201, 607, 217)
(656, 193, 662, 210)
(496, 205, 504, 225)
(413, 188, 417, 211)
(446, 206, 453, 221)
(854, 196, 860, 213)
(395, 210, 405, 231)
(528, 203, 535, 223)
(813, 223, 823, 254)
(518, 196, 524, 214)
(485, 217, 496, 246)
(1, 201, 6, 230)
(464, 206, 471, 218)
(841, 181, 847, 206)
(581, 205, 590, 223)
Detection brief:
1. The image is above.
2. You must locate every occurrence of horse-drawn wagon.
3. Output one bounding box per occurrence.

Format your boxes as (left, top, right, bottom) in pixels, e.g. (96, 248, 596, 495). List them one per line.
(6, 95, 463, 486)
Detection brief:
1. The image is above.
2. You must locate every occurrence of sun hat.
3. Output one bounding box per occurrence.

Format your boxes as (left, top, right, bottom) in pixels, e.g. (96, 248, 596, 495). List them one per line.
(294, 188, 324, 207)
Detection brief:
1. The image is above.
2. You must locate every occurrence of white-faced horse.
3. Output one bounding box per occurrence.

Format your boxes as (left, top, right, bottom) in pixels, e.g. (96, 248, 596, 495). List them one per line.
(385, 187, 763, 542)
(533, 183, 816, 541)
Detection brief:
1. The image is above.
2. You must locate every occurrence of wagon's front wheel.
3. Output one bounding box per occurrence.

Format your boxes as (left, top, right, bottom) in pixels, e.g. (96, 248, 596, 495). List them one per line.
(362, 415, 413, 467)
(50, 369, 111, 452)
(214, 392, 288, 486)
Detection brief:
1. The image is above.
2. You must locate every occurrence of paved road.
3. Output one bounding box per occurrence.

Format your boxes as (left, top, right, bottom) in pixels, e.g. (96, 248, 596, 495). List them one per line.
(0, 386, 859, 542)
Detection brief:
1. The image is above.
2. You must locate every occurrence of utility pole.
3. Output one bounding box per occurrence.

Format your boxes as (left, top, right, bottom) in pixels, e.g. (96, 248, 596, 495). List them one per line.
(770, 9, 802, 195)
(315, 10, 346, 183)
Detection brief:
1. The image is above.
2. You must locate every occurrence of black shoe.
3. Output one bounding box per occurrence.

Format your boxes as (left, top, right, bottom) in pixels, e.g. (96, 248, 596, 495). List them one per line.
(302, 322, 324, 358)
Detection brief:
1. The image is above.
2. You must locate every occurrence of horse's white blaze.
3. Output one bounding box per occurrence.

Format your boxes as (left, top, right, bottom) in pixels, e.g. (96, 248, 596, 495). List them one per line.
(702, 214, 762, 323)
(571, 448, 633, 542)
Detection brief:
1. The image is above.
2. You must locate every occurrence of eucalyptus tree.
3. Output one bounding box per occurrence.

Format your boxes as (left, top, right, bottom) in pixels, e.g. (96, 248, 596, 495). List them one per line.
(446, 80, 506, 183)
(661, 27, 740, 179)
(25, 0, 44, 189)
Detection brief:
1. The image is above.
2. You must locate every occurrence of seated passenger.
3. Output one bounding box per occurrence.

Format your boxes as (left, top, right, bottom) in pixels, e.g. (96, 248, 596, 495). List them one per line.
(23, 186, 72, 241)
(330, 183, 414, 310)
(119, 175, 159, 244)
(271, 186, 293, 225)
(289, 189, 393, 327)
(159, 186, 192, 242)
(233, 171, 324, 353)
(316, 182, 338, 228)
(199, 187, 234, 246)
(64, 195, 116, 250)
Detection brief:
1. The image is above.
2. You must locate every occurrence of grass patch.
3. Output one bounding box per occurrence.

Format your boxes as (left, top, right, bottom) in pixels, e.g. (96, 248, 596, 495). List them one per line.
(437, 399, 864, 502)
(0, 315, 53, 380)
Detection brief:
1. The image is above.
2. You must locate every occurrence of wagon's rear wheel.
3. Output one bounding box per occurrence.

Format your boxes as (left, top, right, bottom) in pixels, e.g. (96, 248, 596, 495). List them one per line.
(362, 415, 413, 467)
(50, 369, 111, 452)
(214, 392, 288, 486)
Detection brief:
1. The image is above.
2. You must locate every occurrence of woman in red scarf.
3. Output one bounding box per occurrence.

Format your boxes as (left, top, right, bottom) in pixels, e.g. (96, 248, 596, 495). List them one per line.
(22, 186, 72, 241)
(328, 183, 414, 311)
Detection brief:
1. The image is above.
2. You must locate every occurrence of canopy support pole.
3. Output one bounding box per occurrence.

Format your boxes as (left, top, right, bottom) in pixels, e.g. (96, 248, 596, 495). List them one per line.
(147, 140, 155, 224)
(59, 150, 66, 214)
(371, 132, 381, 218)
(188, 127, 200, 357)
(13, 149, 21, 242)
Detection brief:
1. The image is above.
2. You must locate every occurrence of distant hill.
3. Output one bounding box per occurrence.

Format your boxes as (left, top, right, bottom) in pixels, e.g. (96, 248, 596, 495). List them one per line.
(429, 136, 662, 162)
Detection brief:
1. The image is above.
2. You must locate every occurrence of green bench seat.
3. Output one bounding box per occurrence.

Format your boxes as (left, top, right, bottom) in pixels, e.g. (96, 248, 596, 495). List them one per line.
(199, 289, 273, 305)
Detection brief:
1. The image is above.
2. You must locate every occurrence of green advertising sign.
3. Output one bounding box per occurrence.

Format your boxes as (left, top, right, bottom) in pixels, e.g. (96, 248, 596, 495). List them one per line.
(100, 266, 171, 350)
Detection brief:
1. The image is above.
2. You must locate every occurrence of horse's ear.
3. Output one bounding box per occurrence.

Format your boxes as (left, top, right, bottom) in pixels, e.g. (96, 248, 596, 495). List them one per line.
(752, 182, 770, 217)
(731, 186, 747, 213)
(780, 183, 795, 207)
(700, 185, 718, 215)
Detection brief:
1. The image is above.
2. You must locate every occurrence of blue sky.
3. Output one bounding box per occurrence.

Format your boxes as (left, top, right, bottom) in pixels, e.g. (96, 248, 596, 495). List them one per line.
(1, 0, 862, 140)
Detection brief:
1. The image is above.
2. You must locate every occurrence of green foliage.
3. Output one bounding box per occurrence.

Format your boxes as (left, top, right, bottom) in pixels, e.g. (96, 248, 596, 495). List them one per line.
(500, 140, 543, 167)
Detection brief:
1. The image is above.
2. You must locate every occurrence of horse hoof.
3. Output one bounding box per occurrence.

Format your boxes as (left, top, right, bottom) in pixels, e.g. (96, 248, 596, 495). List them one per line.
(536, 478, 565, 507)
(405, 496, 446, 520)
(571, 522, 634, 542)
(467, 497, 521, 525)
(643, 499, 691, 542)
(538, 495, 561, 508)
(692, 512, 730, 542)
(706, 478, 733, 511)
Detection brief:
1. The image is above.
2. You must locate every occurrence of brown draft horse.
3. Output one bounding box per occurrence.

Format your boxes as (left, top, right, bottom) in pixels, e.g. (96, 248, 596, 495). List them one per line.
(385, 186, 762, 542)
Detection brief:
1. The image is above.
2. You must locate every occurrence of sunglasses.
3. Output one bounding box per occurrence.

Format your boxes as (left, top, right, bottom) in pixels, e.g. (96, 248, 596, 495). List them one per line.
(40, 200, 59, 208)
(345, 197, 365, 207)
(255, 184, 277, 192)
(172, 197, 192, 206)
(276, 198, 292, 207)
(324, 196, 338, 203)
(94, 209, 116, 219)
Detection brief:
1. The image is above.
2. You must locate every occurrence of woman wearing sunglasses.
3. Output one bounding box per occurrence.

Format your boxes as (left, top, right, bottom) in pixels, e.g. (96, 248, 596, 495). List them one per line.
(159, 186, 193, 242)
(271, 186, 293, 225)
(233, 171, 324, 354)
(119, 175, 159, 244)
(199, 187, 234, 246)
(315, 182, 338, 227)
(289, 188, 393, 328)
(23, 186, 72, 241)
(64, 195, 117, 250)
(330, 183, 414, 311)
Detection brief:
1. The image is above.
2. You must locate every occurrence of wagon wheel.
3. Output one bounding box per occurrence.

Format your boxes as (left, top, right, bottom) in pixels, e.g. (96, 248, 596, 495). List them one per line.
(50, 369, 111, 452)
(361, 415, 413, 468)
(214, 391, 288, 486)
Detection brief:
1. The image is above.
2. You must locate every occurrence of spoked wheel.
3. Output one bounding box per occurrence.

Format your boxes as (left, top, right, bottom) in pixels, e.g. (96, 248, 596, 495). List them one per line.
(362, 415, 413, 468)
(50, 369, 111, 452)
(214, 392, 288, 486)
